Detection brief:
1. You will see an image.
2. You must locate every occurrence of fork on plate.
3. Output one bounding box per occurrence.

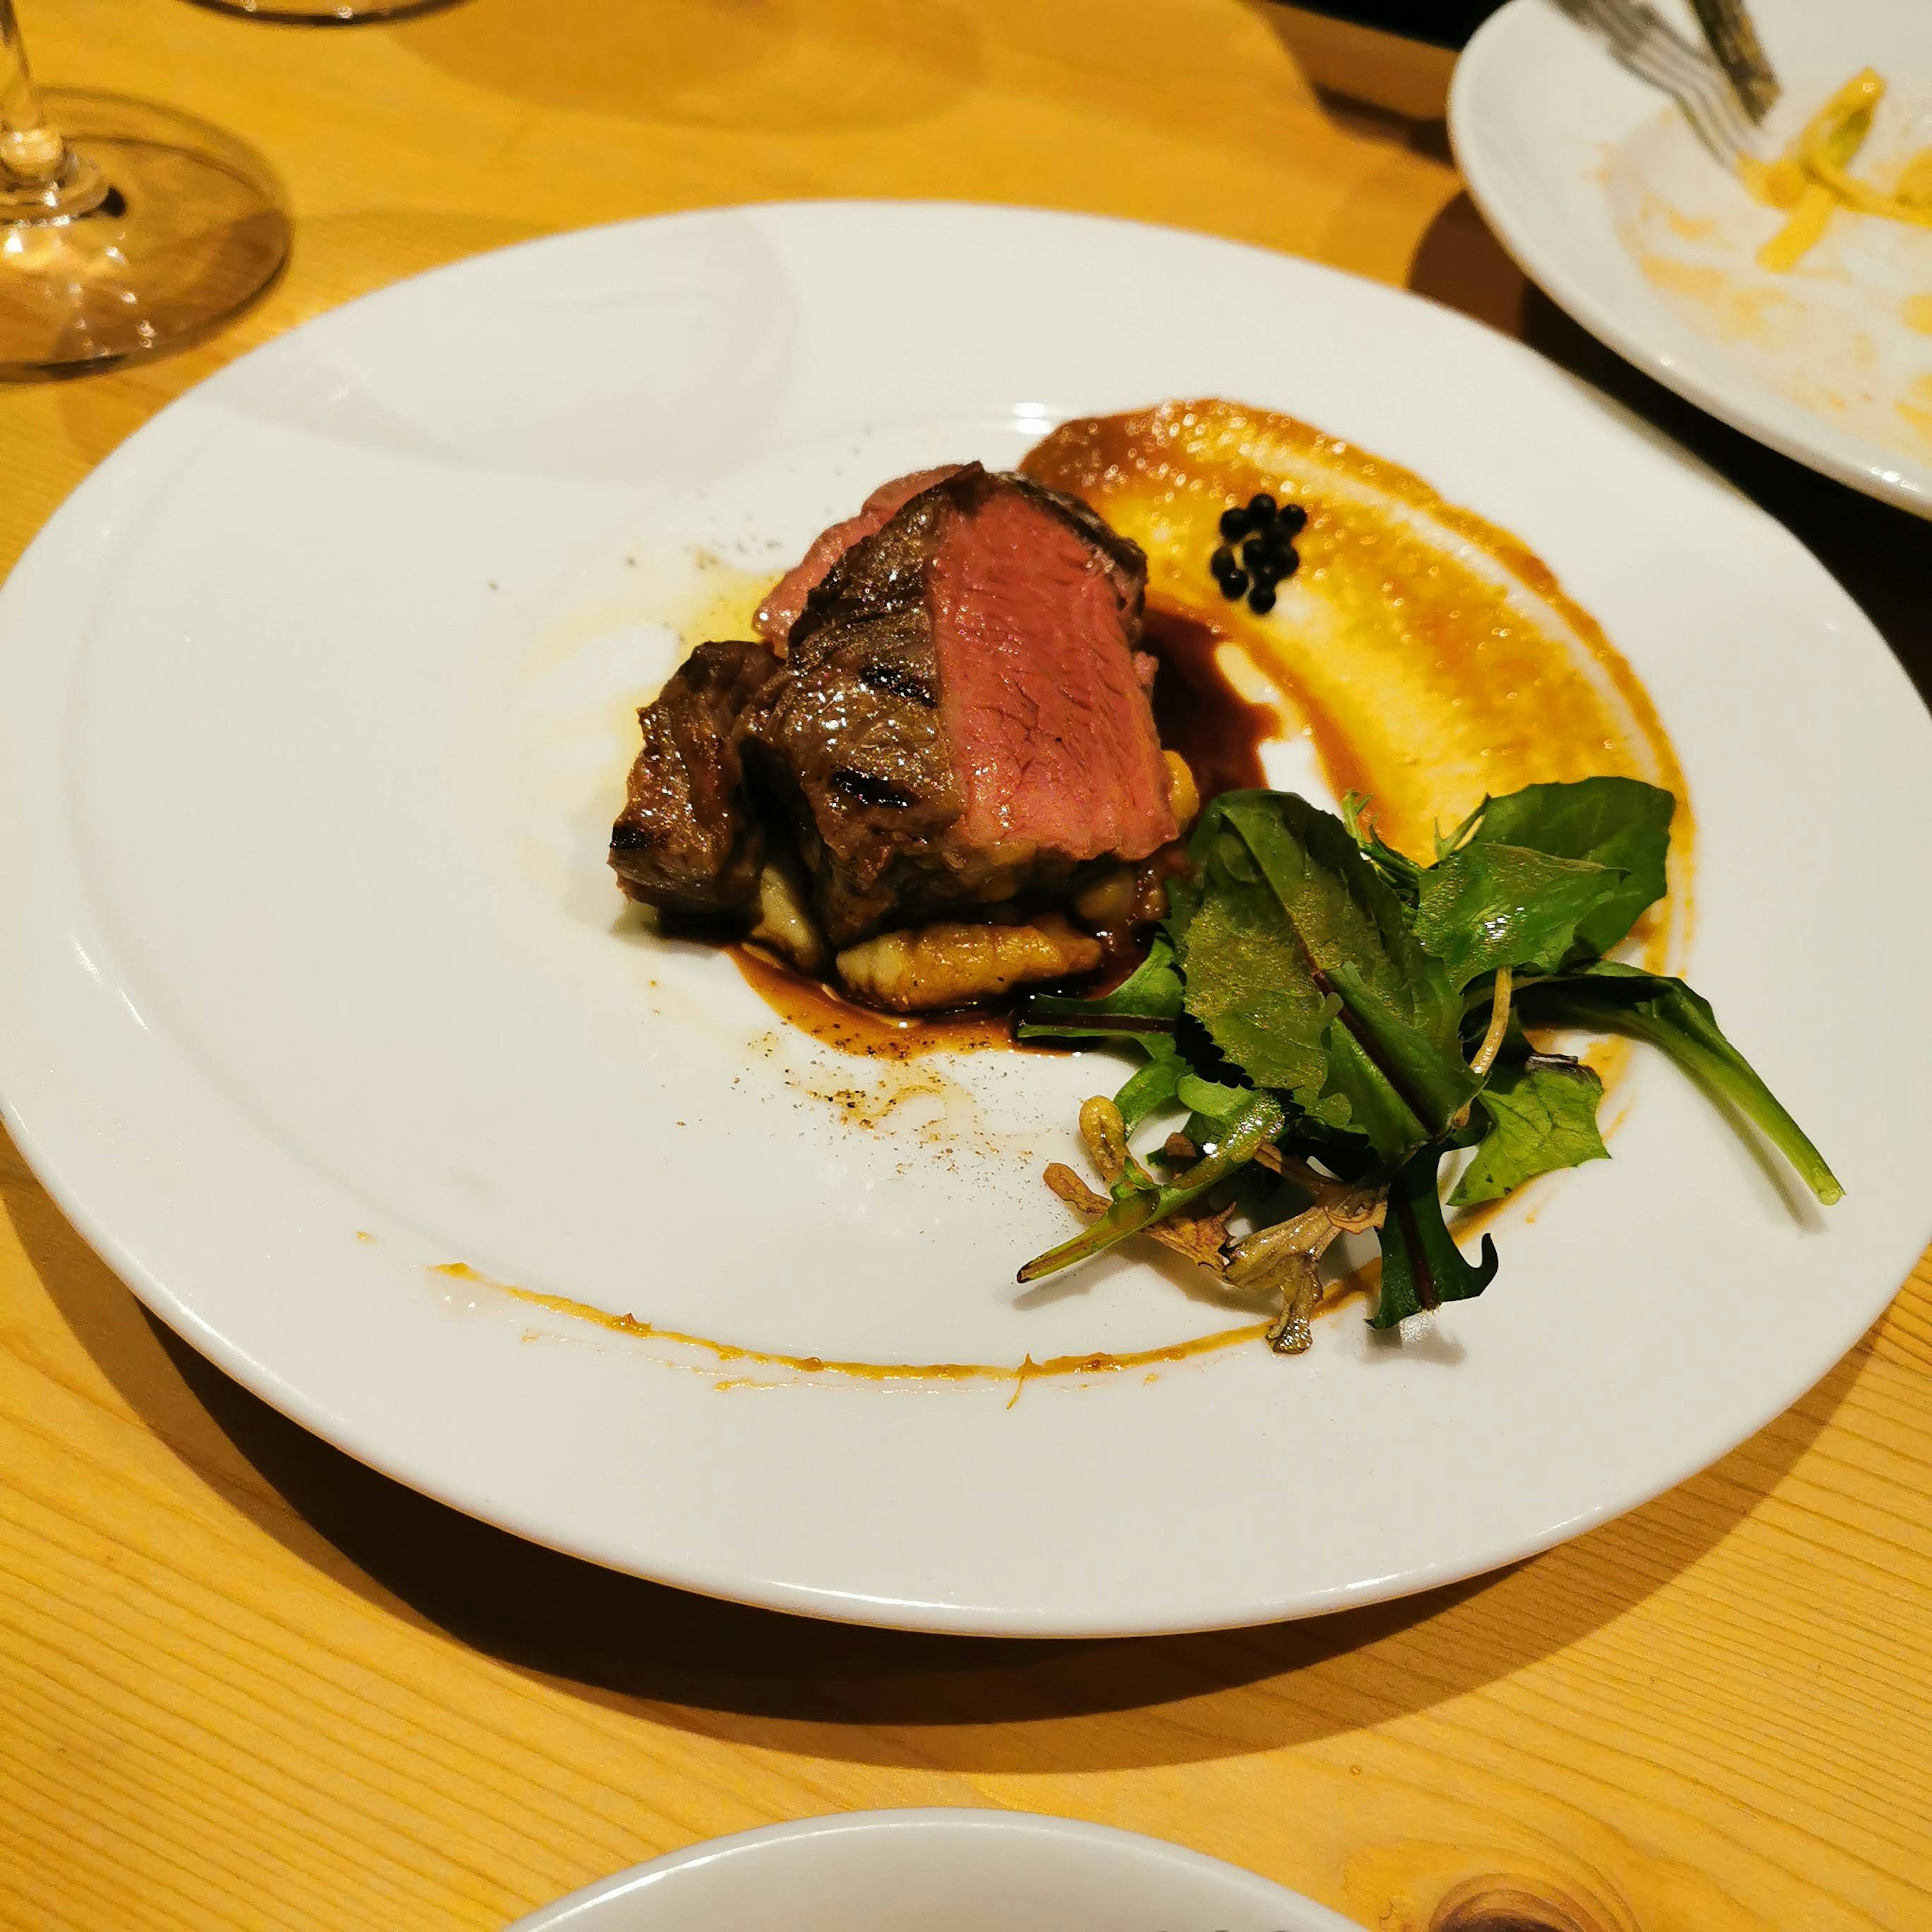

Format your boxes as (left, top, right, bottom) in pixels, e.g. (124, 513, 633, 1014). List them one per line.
(1553, 0, 1781, 164)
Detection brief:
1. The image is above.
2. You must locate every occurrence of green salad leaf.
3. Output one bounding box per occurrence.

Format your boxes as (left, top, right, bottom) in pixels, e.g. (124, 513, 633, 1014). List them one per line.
(1449, 1049, 1609, 1205)
(1458, 776, 1674, 958)
(1517, 961, 1842, 1204)
(1413, 843, 1628, 989)
(1174, 792, 1479, 1159)
(1017, 777, 1836, 1356)
(1017, 934, 1183, 1042)
(1371, 1144, 1501, 1328)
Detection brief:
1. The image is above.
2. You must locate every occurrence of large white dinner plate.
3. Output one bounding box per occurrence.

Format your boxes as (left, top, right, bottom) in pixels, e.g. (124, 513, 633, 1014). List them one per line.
(2, 204, 1928, 1637)
(505, 1810, 1361, 1932)
(1454, 0, 1932, 516)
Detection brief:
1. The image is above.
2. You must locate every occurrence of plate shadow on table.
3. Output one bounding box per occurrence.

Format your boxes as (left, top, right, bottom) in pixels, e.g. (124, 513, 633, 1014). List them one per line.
(1407, 192, 1932, 702)
(12, 1133, 1874, 1777)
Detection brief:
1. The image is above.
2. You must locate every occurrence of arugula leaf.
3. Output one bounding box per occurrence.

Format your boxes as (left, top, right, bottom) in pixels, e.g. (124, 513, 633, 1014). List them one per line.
(1177, 793, 1479, 1158)
(1111, 1050, 1184, 1133)
(1170, 806, 1336, 1099)
(1459, 777, 1674, 958)
(1371, 1144, 1501, 1328)
(1414, 844, 1628, 989)
(1341, 791, 1423, 905)
(1175, 1072, 1250, 1120)
(1450, 1051, 1609, 1205)
(1517, 961, 1842, 1204)
(1017, 1089, 1285, 1282)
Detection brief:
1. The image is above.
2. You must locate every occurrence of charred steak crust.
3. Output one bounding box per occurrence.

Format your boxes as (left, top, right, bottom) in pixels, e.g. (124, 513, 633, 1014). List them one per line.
(609, 637, 782, 918)
(740, 475, 970, 944)
(753, 462, 968, 650)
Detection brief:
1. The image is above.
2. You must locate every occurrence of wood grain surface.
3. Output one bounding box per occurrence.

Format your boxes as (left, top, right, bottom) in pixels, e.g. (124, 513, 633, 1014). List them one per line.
(3, 3, 1930, 1928)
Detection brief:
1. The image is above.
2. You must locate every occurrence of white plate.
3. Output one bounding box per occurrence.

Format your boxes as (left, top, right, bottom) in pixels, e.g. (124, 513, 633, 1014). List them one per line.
(1453, 0, 1932, 516)
(2, 203, 1928, 1637)
(505, 1810, 1361, 1932)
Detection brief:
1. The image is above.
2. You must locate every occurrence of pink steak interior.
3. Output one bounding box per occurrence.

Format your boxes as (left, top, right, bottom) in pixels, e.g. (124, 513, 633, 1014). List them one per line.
(928, 484, 1175, 862)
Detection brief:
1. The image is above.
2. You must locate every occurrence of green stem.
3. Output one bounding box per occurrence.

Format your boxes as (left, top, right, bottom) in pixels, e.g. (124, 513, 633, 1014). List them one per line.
(1018, 1090, 1285, 1283)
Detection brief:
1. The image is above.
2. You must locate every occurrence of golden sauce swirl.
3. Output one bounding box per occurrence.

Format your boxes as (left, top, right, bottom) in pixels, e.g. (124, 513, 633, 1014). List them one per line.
(1020, 399, 1690, 928)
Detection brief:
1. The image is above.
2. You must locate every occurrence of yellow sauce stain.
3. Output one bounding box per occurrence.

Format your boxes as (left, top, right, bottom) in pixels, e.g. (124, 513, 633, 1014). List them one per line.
(1664, 205, 1719, 244)
(676, 551, 770, 653)
(1635, 253, 1794, 346)
(1905, 293, 1932, 334)
(431, 1260, 1287, 1384)
(1898, 371, 1932, 450)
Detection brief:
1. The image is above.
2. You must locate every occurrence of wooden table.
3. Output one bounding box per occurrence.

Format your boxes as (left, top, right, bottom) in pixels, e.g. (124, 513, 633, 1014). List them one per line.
(4, 4, 1929, 1927)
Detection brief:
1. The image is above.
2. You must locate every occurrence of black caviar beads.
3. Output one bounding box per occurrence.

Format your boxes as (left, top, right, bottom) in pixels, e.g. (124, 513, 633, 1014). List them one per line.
(1211, 493, 1306, 615)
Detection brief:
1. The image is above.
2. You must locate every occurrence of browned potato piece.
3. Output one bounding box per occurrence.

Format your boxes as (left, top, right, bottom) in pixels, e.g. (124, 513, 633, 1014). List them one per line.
(836, 917, 1103, 1012)
(1164, 750, 1200, 831)
(1071, 864, 1137, 925)
(748, 859, 826, 972)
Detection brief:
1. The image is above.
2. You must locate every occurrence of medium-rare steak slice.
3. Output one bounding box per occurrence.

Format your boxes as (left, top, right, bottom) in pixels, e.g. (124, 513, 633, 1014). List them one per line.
(742, 465, 1176, 946)
(609, 637, 781, 919)
(753, 464, 967, 651)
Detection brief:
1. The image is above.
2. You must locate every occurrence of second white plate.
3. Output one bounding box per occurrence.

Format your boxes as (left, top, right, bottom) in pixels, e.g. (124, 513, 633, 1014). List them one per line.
(1454, 0, 1932, 516)
(506, 1811, 1360, 1932)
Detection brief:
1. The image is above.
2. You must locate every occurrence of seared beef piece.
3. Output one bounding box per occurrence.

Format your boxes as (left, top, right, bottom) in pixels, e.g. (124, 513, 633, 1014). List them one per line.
(754, 464, 967, 650)
(609, 638, 781, 918)
(740, 465, 1176, 946)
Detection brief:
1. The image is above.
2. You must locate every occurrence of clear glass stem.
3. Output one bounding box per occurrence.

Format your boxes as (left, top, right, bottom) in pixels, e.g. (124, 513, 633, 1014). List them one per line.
(0, 0, 105, 216)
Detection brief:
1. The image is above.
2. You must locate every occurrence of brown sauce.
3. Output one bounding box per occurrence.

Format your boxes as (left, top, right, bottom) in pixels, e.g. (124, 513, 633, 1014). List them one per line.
(1142, 605, 1276, 799)
(435, 1260, 1377, 1385)
(730, 941, 1024, 1059)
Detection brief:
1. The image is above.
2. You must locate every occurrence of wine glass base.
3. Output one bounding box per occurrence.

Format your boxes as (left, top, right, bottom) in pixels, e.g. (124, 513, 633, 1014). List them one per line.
(179, 0, 468, 23)
(0, 90, 290, 383)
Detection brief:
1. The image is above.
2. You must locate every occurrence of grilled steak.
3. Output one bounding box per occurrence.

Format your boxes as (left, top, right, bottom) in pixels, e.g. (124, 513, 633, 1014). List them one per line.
(609, 637, 780, 918)
(742, 464, 1175, 945)
(610, 463, 1178, 965)
(753, 464, 966, 650)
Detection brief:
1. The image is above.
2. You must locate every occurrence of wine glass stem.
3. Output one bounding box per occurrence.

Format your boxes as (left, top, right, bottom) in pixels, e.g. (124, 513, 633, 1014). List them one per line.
(0, 0, 105, 215)
(0, 0, 64, 182)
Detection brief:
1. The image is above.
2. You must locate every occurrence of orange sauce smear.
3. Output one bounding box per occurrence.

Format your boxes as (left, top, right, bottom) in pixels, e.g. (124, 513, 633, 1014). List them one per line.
(433, 1261, 1301, 1389)
(1020, 400, 1691, 946)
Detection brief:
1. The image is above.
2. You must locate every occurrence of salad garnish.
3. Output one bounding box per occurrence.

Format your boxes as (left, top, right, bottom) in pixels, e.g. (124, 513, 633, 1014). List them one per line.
(1016, 777, 1839, 1349)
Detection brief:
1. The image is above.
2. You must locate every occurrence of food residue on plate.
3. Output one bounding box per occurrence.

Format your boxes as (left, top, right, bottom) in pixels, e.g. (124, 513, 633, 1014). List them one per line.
(1609, 72, 1932, 461)
(1742, 70, 1932, 273)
